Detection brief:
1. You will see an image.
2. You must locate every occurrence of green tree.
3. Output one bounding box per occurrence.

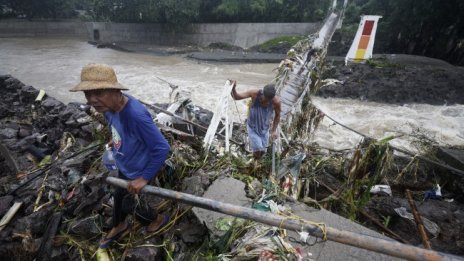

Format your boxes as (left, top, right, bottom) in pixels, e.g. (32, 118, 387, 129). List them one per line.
(2, 0, 77, 19)
(158, 0, 201, 25)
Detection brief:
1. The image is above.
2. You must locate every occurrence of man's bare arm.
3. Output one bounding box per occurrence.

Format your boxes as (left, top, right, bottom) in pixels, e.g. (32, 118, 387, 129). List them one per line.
(271, 97, 281, 138)
(230, 80, 256, 100)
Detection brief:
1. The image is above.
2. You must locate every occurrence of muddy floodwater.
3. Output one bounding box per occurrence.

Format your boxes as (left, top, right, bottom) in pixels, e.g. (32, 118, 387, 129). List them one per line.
(1, 38, 463, 151)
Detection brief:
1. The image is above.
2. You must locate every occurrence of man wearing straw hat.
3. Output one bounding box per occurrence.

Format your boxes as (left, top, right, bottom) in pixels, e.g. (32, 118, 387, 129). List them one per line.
(230, 80, 281, 160)
(71, 63, 171, 248)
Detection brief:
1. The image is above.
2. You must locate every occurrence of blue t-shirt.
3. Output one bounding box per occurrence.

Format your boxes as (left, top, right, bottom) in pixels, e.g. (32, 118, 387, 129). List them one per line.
(104, 94, 170, 181)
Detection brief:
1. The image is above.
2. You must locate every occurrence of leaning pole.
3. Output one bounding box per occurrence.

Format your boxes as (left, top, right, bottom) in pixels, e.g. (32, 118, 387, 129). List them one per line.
(107, 177, 463, 261)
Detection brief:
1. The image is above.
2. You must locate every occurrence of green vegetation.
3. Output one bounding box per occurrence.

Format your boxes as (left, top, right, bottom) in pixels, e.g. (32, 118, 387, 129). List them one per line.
(252, 35, 307, 53)
(0, 0, 331, 24)
(366, 57, 404, 69)
(207, 42, 243, 51)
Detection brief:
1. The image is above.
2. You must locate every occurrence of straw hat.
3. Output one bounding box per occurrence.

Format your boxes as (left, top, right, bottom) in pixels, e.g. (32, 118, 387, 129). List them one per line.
(70, 63, 129, 92)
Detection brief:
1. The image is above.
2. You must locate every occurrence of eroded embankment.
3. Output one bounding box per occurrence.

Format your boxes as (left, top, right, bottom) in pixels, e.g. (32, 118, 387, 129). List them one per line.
(318, 56, 464, 105)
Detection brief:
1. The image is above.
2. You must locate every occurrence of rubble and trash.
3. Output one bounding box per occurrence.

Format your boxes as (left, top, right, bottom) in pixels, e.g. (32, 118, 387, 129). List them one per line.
(424, 184, 442, 200)
(370, 185, 392, 196)
(394, 207, 440, 237)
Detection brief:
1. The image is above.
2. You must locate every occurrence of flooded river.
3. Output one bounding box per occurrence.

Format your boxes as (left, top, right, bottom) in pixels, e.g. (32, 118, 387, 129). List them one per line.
(1, 38, 463, 151)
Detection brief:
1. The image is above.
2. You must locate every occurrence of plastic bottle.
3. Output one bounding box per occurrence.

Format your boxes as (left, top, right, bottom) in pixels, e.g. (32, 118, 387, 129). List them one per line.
(103, 145, 118, 171)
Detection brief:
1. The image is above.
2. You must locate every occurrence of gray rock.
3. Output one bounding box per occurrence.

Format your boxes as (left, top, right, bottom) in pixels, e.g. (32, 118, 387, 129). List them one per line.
(20, 85, 39, 102)
(59, 106, 79, 121)
(0, 195, 14, 217)
(41, 97, 63, 111)
(0, 72, 11, 80)
(17, 124, 33, 138)
(246, 179, 263, 199)
(14, 209, 52, 235)
(178, 222, 207, 244)
(4, 77, 24, 90)
(46, 174, 67, 192)
(0, 177, 11, 195)
(62, 149, 96, 169)
(50, 245, 69, 261)
(0, 104, 13, 118)
(73, 186, 104, 216)
(192, 177, 252, 239)
(181, 176, 205, 196)
(80, 123, 97, 135)
(68, 215, 101, 238)
(66, 168, 82, 185)
(0, 128, 17, 139)
(125, 246, 160, 261)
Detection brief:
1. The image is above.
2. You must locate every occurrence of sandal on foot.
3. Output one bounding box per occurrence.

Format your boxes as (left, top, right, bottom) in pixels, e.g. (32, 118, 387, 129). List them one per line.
(146, 214, 170, 233)
(99, 223, 131, 249)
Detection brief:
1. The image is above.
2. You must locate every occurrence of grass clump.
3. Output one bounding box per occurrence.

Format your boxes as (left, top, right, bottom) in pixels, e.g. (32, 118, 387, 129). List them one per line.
(251, 35, 307, 53)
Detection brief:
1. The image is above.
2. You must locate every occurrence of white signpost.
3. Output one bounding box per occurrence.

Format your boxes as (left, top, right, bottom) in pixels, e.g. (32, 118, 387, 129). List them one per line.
(345, 15, 382, 64)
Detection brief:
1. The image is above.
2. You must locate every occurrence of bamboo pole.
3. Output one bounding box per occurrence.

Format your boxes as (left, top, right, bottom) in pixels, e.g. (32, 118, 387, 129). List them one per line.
(0, 202, 23, 232)
(406, 189, 432, 249)
(106, 177, 462, 261)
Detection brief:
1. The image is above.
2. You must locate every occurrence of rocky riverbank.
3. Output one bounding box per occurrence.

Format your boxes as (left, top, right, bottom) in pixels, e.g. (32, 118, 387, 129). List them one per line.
(90, 41, 286, 63)
(318, 54, 464, 105)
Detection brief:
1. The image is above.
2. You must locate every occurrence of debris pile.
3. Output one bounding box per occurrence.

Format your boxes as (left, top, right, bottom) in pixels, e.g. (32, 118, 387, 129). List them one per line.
(0, 75, 320, 260)
(0, 75, 211, 260)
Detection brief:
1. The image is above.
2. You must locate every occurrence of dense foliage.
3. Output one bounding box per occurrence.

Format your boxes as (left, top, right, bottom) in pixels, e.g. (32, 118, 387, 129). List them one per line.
(0, 0, 330, 23)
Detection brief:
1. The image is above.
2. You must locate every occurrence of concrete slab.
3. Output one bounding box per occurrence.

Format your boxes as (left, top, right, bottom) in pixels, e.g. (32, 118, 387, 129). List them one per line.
(437, 147, 464, 171)
(192, 177, 252, 238)
(191, 176, 404, 260)
(186, 50, 285, 63)
(287, 202, 403, 261)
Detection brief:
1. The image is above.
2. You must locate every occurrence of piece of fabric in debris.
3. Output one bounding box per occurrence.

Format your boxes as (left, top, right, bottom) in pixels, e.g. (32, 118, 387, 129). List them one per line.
(394, 207, 440, 237)
(276, 153, 306, 198)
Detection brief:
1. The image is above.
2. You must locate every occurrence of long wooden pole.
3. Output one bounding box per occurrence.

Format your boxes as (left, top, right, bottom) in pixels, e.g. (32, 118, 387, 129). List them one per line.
(106, 177, 462, 261)
(406, 189, 432, 249)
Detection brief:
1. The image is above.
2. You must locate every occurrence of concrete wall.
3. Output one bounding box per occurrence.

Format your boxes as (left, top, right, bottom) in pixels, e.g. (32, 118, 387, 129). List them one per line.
(0, 20, 320, 48)
(0, 20, 88, 38)
(88, 22, 320, 48)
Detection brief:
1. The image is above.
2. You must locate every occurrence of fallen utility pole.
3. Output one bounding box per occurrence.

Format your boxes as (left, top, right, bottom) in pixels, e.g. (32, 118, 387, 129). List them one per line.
(107, 177, 462, 261)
